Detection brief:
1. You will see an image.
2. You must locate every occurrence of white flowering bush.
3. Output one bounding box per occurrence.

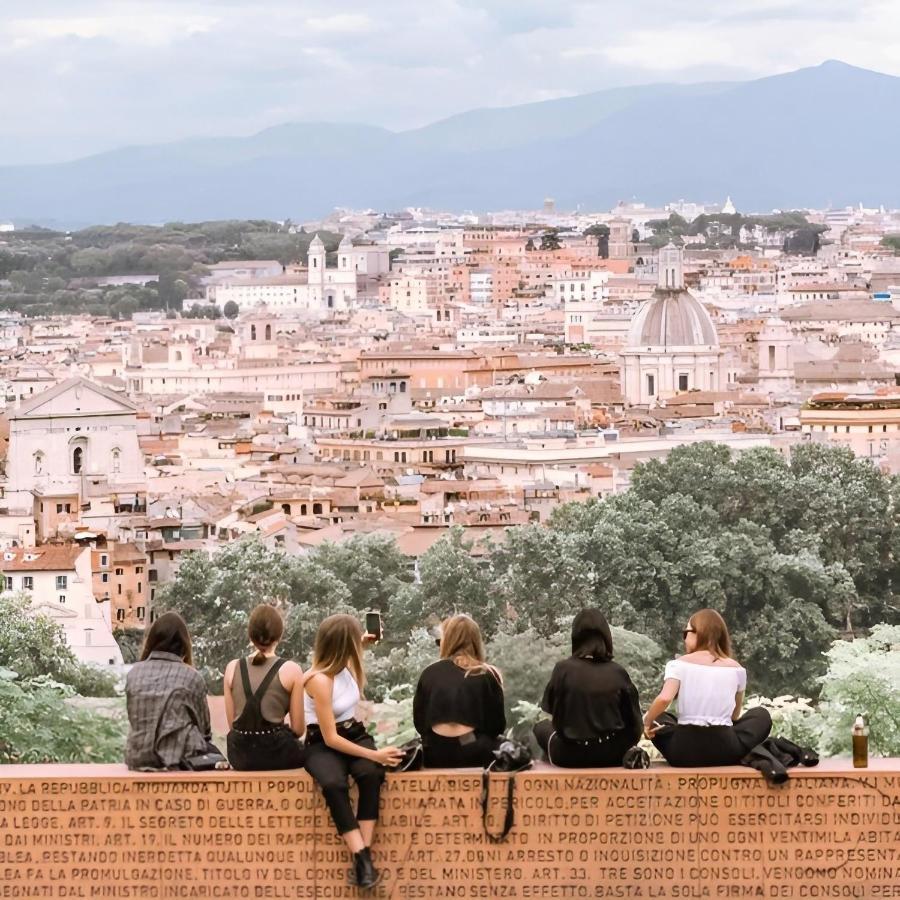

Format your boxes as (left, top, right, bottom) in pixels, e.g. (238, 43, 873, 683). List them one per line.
(816, 624, 900, 757)
(370, 685, 417, 748)
(745, 694, 821, 750)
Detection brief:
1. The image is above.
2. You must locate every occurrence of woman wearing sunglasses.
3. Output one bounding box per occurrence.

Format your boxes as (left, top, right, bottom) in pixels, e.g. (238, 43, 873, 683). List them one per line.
(643, 609, 771, 766)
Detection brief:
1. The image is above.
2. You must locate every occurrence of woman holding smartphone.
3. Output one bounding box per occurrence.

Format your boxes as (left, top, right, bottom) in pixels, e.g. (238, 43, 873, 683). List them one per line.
(303, 614, 403, 890)
(643, 609, 771, 767)
(413, 614, 506, 768)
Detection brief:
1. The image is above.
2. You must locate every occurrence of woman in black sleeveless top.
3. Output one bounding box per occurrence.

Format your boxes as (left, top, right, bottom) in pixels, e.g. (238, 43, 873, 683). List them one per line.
(224, 605, 305, 770)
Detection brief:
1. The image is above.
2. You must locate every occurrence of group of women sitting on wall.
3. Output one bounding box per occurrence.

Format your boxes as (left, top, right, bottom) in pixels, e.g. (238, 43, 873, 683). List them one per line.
(125, 606, 772, 891)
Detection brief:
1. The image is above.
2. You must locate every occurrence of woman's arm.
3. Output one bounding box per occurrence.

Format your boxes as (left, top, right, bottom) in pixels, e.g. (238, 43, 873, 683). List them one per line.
(223, 660, 236, 730)
(192, 671, 212, 740)
(642, 678, 679, 737)
(732, 691, 744, 722)
(284, 662, 306, 737)
(485, 672, 506, 736)
(622, 678, 644, 743)
(307, 674, 402, 766)
(540, 664, 558, 716)
(412, 673, 427, 735)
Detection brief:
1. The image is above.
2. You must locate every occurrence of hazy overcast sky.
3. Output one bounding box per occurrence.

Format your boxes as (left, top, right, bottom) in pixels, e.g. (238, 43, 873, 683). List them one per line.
(2, 0, 899, 165)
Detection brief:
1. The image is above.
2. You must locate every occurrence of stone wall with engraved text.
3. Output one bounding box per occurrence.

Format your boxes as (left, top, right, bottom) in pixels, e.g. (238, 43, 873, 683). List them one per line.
(0, 764, 898, 898)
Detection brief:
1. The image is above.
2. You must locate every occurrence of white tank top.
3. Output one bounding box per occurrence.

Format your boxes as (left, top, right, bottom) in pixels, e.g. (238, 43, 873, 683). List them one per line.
(304, 667, 360, 725)
(665, 658, 747, 726)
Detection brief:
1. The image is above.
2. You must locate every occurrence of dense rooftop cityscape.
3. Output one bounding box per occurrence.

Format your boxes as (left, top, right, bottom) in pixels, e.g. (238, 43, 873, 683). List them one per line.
(1, 198, 899, 664)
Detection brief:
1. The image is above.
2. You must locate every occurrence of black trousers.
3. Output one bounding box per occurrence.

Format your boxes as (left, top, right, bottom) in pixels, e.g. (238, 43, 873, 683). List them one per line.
(534, 720, 637, 768)
(227, 725, 305, 771)
(422, 732, 499, 768)
(304, 723, 385, 835)
(651, 708, 772, 767)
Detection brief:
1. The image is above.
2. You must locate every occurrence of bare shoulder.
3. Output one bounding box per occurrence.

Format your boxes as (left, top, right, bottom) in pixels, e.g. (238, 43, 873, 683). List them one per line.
(304, 671, 333, 695)
(719, 658, 744, 668)
(223, 658, 237, 683)
(279, 660, 303, 686)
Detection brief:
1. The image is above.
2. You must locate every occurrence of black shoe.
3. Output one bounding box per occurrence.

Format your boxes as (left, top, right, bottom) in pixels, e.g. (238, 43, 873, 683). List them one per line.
(353, 848, 382, 890)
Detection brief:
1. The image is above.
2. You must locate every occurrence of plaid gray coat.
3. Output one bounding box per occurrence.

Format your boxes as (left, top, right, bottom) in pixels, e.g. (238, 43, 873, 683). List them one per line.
(125, 651, 211, 770)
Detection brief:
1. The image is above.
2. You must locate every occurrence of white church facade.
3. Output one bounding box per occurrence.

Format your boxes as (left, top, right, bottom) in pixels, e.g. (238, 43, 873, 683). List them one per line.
(213, 234, 359, 313)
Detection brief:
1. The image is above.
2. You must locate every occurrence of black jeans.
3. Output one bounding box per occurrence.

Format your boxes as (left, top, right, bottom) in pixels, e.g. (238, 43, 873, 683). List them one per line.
(227, 725, 305, 771)
(304, 722, 385, 835)
(534, 720, 637, 768)
(651, 708, 772, 767)
(422, 732, 499, 768)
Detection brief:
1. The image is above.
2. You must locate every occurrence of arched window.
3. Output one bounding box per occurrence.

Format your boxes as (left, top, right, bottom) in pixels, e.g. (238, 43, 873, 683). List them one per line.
(251, 324, 257, 341)
(265, 324, 272, 341)
(174, 350, 183, 362)
(111, 449, 121, 474)
(281, 503, 291, 515)
(70, 437, 87, 475)
(33, 452, 44, 475)
(313, 503, 323, 515)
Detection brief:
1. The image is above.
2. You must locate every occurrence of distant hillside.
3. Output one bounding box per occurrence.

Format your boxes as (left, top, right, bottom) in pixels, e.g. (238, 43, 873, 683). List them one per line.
(1, 61, 897, 224)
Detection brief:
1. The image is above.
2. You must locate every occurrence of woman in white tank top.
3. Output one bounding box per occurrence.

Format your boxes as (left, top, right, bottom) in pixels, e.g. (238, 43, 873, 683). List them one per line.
(642, 609, 772, 767)
(302, 614, 403, 891)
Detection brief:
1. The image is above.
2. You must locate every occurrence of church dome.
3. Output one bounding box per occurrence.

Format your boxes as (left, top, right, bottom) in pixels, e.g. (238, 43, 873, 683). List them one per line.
(627, 289, 719, 348)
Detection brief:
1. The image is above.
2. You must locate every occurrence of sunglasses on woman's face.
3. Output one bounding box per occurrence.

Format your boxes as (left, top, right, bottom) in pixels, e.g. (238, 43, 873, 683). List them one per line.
(682, 628, 695, 640)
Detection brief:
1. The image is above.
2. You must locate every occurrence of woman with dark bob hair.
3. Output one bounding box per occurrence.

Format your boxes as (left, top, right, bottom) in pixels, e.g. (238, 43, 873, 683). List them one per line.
(125, 612, 218, 770)
(643, 609, 772, 766)
(534, 609, 643, 767)
(224, 604, 305, 771)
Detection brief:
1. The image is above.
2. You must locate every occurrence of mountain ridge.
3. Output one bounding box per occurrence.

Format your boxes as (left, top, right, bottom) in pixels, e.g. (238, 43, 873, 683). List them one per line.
(1, 60, 897, 224)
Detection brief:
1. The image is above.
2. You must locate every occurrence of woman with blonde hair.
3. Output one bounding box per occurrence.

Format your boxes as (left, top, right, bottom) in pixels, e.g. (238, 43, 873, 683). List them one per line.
(223, 604, 305, 771)
(643, 608, 772, 767)
(303, 614, 403, 890)
(413, 614, 506, 768)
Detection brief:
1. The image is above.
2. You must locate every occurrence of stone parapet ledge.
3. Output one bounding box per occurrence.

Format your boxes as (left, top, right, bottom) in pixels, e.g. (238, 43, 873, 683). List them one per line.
(0, 760, 897, 898)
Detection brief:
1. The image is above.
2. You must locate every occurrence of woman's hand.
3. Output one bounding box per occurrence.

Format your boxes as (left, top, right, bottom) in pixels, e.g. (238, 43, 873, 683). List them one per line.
(362, 632, 379, 647)
(643, 720, 659, 740)
(371, 746, 405, 767)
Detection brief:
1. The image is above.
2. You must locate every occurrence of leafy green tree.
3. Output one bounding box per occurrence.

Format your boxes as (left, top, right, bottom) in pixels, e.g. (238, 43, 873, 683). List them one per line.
(393, 527, 495, 635)
(312, 534, 412, 613)
(490, 525, 594, 636)
(0, 592, 117, 696)
(540, 230, 562, 251)
(223, 300, 239, 319)
(0, 670, 126, 764)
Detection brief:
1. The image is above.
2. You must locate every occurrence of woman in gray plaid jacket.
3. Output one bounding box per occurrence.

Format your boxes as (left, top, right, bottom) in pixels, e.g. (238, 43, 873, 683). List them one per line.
(125, 612, 216, 770)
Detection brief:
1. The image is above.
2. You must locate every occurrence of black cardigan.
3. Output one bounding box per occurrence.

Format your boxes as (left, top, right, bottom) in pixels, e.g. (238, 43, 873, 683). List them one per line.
(414, 658, 506, 737)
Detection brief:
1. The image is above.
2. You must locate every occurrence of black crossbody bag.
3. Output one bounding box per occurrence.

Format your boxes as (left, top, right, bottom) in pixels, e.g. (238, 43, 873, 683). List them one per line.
(480, 740, 532, 843)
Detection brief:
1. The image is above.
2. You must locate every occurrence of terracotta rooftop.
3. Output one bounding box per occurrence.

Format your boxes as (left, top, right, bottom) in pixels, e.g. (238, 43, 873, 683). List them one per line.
(0, 545, 82, 571)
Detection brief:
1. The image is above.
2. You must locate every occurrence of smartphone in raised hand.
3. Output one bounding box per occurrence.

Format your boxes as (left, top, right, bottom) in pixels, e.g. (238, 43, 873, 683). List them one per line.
(365, 611, 383, 642)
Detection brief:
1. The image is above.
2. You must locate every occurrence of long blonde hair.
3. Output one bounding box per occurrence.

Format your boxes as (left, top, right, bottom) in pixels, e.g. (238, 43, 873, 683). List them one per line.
(440, 614, 502, 684)
(308, 614, 366, 690)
